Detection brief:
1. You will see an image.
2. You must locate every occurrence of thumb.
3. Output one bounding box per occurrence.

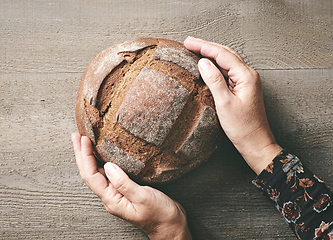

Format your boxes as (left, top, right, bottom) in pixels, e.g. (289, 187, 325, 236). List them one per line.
(104, 162, 143, 202)
(198, 58, 230, 104)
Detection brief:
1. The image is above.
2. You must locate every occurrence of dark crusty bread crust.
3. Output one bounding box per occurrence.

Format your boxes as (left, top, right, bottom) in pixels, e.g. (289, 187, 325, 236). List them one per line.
(76, 38, 224, 184)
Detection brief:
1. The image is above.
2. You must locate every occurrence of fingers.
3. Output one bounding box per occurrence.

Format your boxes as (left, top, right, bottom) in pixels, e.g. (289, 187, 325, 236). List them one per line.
(72, 134, 189, 236)
(72, 133, 109, 198)
(72, 133, 82, 153)
(72, 133, 84, 175)
(104, 162, 145, 203)
(80, 136, 99, 177)
(184, 36, 247, 72)
(72, 133, 144, 203)
(72, 133, 147, 222)
(198, 58, 231, 102)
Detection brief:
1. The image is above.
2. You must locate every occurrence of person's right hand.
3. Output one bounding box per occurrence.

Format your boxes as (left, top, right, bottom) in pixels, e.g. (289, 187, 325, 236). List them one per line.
(72, 133, 191, 240)
(184, 37, 282, 174)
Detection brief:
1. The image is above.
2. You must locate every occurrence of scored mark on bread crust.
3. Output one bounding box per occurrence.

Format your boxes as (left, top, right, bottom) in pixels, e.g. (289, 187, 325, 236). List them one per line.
(93, 45, 157, 144)
(152, 40, 200, 79)
(100, 122, 188, 171)
(98, 138, 146, 175)
(176, 106, 221, 167)
(95, 45, 157, 115)
(117, 67, 190, 146)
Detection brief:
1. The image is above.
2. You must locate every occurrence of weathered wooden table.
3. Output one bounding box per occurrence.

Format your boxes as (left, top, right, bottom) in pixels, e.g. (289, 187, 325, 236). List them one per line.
(1, 1, 332, 239)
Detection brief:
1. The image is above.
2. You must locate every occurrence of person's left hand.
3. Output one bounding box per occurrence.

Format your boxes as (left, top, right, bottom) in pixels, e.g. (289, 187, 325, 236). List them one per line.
(72, 133, 192, 240)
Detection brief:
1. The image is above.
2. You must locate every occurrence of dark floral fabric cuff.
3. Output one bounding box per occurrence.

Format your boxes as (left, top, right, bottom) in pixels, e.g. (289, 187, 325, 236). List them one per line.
(252, 149, 333, 240)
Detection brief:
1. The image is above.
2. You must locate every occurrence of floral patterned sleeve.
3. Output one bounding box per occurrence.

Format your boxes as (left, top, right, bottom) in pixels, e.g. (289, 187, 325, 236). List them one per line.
(252, 149, 333, 240)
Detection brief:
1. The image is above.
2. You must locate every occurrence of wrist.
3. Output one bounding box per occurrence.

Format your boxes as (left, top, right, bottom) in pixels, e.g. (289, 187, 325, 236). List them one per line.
(242, 142, 282, 175)
(147, 223, 192, 240)
(234, 125, 282, 175)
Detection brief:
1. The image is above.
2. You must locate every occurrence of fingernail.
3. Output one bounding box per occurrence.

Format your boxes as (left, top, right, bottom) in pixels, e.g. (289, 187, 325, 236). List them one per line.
(71, 133, 80, 142)
(104, 162, 117, 178)
(186, 36, 203, 42)
(198, 58, 212, 71)
(186, 36, 195, 40)
(81, 135, 85, 145)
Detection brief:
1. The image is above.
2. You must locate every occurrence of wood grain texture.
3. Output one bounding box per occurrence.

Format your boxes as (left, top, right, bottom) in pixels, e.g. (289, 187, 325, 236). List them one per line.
(1, 0, 332, 239)
(1, 0, 332, 73)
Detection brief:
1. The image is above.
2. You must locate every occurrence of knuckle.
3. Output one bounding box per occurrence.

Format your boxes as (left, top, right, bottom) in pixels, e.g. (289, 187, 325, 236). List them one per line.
(112, 174, 128, 192)
(248, 67, 260, 79)
(242, 66, 261, 86)
(206, 71, 224, 86)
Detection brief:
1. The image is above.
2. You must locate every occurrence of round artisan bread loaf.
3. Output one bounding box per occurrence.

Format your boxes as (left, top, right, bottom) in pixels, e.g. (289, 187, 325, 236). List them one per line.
(75, 38, 224, 184)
